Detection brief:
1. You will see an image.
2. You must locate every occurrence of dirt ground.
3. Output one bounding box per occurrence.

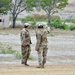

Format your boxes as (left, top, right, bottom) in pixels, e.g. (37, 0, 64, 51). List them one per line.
(0, 28, 75, 75)
(0, 64, 75, 75)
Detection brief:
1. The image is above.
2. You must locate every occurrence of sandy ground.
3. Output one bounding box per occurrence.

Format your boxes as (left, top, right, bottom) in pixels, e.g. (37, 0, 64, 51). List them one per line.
(0, 64, 75, 75)
(0, 28, 75, 75)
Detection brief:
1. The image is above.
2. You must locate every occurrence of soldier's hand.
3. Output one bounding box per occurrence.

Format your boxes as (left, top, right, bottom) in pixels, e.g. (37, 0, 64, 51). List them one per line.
(30, 41, 32, 44)
(35, 48, 39, 51)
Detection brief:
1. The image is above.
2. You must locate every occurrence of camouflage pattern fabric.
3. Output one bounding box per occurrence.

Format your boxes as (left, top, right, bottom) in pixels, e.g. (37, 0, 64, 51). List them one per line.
(20, 28, 31, 64)
(36, 29, 48, 68)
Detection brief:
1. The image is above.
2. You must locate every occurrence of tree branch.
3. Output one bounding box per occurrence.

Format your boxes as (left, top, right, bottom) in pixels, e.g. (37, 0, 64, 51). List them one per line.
(15, 7, 27, 18)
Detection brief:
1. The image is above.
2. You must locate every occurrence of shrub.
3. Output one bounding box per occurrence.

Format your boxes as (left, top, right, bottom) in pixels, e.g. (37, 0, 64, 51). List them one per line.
(30, 21, 36, 29)
(0, 46, 16, 54)
(14, 51, 22, 59)
(51, 18, 62, 28)
(21, 16, 34, 23)
(70, 25, 75, 31)
(0, 45, 34, 60)
(65, 19, 75, 23)
(51, 16, 60, 21)
(59, 24, 69, 30)
(32, 14, 41, 19)
(29, 54, 34, 60)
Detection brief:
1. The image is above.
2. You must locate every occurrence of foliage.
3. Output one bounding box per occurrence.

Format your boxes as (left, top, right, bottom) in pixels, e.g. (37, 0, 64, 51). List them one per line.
(0, 45, 34, 60)
(30, 19, 36, 29)
(0, 46, 15, 54)
(29, 54, 34, 60)
(21, 14, 47, 23)
(59, 24, 69, 30)
(14, 51, 22, 59)
(51, 16, 60, 21)
(51, 18, 62, 28)
(21, 16, 34, 23)
(11, 0, 37, 28)
(38, 0, 68, 26)
(0, 0, 12, 14)
(32, 14, 47, 22)
(65, 19, 75, 23)
(51, 17, 69, 30)
(70, 25, 75, 31)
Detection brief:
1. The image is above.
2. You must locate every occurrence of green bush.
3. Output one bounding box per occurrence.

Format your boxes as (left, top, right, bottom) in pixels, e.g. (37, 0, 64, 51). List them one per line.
(0, 45, 34, 60)
(21, 15, 47, 24)
(65, 19, 75, 23)
(0, 46, 16, 54)
(14, 51, 22, 59)
(51, 16, 60, 21)
(29, 54, 34, 60)
(59, 24, 69, 30)
(51, 18, 62, 28)
(70, 25, 75, 31)
(30, 21, 36, 29)
(21, 16, 34, 23)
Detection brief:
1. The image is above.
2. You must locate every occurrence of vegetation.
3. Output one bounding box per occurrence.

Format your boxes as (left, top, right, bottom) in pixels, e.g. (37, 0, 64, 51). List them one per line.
(0, 0, 12, 14)
(11, 0, 37, 28)
(38, 0, 68, 26)
(21, 14, 47, 23)
(21, 15, 75, 30)
(0, 0, 68, 29)
(65, 19, 75, 23)
(0, 45, 15, 54)
(70, 25, 75, 31)
(0, 45, 34, 60)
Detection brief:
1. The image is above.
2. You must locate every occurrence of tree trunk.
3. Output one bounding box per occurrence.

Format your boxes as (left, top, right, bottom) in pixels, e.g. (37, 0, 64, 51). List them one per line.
(47, 11, 51, 26)
(12, 15, 16, 28)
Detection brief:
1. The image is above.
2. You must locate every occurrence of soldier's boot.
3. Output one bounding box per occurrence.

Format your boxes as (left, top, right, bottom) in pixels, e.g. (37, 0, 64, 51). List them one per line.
(36, 64, 41, 68)
(25, 63, 29, 66)
(41, 62, 45, 68)
(21, 59, 25, 64)
(41, 64, 44, 68)
(25, 61, 29, 66)
(21, 61, 24, 64)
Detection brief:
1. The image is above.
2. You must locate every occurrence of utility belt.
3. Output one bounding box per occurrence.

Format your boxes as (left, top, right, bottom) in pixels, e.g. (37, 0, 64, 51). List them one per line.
(21, 44, 30, 48)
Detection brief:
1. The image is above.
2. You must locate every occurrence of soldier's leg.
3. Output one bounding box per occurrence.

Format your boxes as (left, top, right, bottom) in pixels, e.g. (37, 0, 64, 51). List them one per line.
(42, 46, 48, 66)
(21, 46, 25, 64)
(25, 46, 31, 66)
(27, 46, 31, 60)
(37, 46, 44, 68)
(37, 50, 42, 67)
(21, 46, 28, 65)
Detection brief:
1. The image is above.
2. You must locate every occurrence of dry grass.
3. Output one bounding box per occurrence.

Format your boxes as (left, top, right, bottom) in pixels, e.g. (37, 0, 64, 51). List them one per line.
(0, 28, 22, 34)
(0, 28, 75, 36)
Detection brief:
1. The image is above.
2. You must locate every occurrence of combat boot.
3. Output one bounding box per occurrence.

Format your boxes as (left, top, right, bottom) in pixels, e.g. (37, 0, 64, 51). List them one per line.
(25, 62, 29, 66)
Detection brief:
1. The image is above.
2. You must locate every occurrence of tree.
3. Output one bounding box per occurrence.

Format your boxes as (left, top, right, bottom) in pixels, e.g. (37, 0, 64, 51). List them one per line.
(0, 0, 12, 14)
(38, 0, 68, 26)
(11, 0, 37, 28)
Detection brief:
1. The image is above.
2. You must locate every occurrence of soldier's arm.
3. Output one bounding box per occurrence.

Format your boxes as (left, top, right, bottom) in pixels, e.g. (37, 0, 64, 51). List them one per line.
(21, 31, 25, 40)
(35, 33, 41, 50)
(29, 32, 32, 44)
(20, 31, 26, 46)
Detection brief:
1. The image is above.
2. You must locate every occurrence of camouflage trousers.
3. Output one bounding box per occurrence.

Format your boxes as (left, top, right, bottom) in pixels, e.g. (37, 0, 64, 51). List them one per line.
(37, 45, 48, 67)
(21, 45, 31, 64)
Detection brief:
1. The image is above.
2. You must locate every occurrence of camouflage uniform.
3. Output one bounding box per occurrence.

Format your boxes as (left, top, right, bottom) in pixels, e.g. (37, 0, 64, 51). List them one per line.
(20, 28, 31, 65)
(35, 28, 48, 68)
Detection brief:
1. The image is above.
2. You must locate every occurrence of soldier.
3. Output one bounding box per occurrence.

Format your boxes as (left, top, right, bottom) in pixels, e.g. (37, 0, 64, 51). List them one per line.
(20, 23, 32, 66)
(35, 24, 48, 68)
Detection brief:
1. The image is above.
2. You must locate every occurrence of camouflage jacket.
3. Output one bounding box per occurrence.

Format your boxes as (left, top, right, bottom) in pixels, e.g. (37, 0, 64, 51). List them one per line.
(35, 29, 48, 49)
(20, 28, 31, 46)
